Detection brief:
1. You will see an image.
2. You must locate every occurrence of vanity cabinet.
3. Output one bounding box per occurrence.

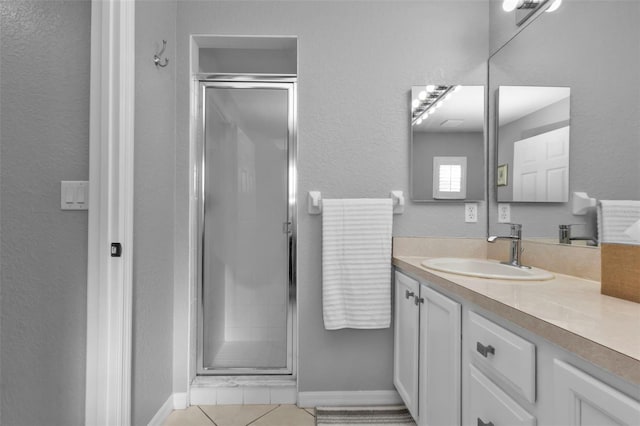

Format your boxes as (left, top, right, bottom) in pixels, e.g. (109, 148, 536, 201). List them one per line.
(394, 267, 640, 426)
(393, 271, 461, 426)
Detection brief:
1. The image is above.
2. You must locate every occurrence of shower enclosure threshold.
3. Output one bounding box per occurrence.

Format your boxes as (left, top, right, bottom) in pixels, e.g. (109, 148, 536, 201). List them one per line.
(191, 375, 297, 405)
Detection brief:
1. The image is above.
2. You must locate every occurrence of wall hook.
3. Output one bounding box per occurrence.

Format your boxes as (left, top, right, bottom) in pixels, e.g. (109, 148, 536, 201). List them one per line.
(153, 40, 169, 68)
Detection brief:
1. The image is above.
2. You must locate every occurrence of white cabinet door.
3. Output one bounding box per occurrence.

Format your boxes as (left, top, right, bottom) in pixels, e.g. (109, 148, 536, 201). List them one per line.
(419, 285, 461, 426)
(394, 271, 420, 420)
(554, 360, 640, 426)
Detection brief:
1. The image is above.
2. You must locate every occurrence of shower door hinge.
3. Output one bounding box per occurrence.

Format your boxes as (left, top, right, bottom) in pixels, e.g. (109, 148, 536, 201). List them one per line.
(283, 221, 292, 234)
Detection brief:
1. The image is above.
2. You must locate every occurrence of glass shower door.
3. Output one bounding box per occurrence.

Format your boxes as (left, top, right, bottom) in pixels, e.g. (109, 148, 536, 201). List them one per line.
(198, 81, 294, 374)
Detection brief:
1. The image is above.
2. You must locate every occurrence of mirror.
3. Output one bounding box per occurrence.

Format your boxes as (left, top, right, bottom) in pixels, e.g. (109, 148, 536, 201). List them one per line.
(497, 86, 571, 202)
(488, 2, 640, 240)
(410, 85, 485, 202)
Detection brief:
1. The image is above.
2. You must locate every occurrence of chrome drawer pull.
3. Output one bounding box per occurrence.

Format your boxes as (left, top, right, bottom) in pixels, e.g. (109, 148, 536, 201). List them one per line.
(477, 418, 494, 426)
(476, 342, 495, 357)
(405, 290, 415, 299)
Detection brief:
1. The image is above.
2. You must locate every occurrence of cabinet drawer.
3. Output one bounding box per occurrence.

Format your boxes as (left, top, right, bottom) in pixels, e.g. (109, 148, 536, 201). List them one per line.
(468, 311, 536, 402)
(469, 364, 536, 426)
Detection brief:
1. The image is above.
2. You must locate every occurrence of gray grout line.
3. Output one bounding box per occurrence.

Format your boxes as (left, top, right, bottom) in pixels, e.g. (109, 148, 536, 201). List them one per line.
(197, 405, 218, 426)
(245, 404, 282, 426)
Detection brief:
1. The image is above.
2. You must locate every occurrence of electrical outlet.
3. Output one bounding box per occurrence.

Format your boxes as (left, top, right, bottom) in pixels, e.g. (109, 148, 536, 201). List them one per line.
(465, 203, 478, 223)
(498, 203, 511, 223)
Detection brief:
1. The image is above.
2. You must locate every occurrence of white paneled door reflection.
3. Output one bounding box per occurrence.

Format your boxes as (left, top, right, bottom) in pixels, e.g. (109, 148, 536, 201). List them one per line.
(200, 83, 293, 372)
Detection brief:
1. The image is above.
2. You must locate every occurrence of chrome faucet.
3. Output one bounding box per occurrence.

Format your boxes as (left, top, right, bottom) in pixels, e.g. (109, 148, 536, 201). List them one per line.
(559, 224, 598, 246)
(488, 223, 530, 268)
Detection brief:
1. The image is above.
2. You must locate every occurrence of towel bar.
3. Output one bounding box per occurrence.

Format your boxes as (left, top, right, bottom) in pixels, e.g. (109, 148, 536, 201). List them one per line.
(308, 191, 405, 215)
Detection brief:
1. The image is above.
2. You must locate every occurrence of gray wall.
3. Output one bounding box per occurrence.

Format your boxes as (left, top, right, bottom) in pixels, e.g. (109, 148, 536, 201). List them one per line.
(488, 1, 640, 238)
(133, 1, 177, 424)
(173, 1, 489, 395)
(0, 1, 90, 424)
(412, 131, 484, 201)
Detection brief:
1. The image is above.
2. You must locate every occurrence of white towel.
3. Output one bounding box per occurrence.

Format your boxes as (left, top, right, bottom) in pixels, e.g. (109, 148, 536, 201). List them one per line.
(322, 198, 393, 330)
(597, 200, 640, 245)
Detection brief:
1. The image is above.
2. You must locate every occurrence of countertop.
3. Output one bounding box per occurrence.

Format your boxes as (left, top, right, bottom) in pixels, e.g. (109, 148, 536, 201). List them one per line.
(393, 255, 640, 385)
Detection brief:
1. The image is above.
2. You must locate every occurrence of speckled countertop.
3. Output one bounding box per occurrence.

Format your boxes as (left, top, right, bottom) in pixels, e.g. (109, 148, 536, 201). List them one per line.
(392, 239, 640, 385)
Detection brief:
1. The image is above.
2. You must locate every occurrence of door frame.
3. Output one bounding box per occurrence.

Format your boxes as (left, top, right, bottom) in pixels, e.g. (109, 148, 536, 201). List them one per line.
(194, 80, 297, 376)
(86, 0, 135, 425)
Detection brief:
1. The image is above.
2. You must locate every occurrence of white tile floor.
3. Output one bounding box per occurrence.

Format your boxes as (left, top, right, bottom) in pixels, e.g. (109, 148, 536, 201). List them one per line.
(163, 404, 315, 426)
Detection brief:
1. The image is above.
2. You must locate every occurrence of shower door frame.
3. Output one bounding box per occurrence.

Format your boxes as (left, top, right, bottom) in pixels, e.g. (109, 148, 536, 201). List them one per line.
(195, 77, 297, 376)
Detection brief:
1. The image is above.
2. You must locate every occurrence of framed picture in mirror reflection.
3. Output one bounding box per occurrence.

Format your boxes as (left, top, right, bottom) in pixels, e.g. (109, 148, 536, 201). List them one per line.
(497, 164, 508, 187)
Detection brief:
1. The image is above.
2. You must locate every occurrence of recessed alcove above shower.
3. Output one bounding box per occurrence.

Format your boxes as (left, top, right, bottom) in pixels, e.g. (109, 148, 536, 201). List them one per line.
(193, 35, 297, 77)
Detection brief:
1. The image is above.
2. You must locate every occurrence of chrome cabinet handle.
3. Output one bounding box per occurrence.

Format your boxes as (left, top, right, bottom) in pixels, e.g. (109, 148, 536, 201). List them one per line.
(477, 418, 494, 426)
(405, 290, 415, 299)
(414, 296, 424, 305)
(476, 342, 495, 357)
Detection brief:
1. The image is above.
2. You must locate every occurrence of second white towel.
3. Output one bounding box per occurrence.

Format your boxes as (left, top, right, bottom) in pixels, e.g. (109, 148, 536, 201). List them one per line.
(597, 200, 640, 245)
(322, 198, 393, 330)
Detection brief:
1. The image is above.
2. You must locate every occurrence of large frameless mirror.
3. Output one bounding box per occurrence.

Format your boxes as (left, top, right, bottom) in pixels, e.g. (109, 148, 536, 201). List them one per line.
(488, 1, 639, 240)
(410, 84, 485, 202)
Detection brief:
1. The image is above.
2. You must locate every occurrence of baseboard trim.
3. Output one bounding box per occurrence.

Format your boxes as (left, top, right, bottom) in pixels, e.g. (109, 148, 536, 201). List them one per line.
(297, 390, 402, 408)
(147, 393, 187, 426)
(173, 392, 188, 410)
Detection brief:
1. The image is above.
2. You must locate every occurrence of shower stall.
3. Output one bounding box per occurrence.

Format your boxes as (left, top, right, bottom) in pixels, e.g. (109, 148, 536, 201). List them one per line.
(196, 79, 296, 375)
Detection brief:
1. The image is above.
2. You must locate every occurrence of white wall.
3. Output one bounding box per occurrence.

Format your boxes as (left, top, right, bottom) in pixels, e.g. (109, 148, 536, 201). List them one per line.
(0, 1, 90, 424)
(133, 1, 178, 424)
(172, 1, 489, 395)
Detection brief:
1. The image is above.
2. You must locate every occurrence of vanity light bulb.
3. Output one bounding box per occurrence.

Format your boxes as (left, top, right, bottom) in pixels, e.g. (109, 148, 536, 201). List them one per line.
(416, 118, 423, 125)
(412, 99, 419, 109)
(502, 0, 519, 12)
(426, 85, 436, 92)
(546, 0, 562, 12)
(418, 91, 427, 100)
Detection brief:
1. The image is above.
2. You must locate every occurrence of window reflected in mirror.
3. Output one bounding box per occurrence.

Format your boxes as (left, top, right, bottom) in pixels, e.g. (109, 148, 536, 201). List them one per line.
(410, 85, 485, 202)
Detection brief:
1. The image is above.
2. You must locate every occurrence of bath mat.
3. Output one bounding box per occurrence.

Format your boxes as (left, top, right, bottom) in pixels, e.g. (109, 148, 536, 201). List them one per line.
(315, 406, 416, 425)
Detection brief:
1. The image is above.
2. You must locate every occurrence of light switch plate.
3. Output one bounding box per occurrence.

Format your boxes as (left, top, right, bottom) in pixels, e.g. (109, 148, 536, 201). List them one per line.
(61, 181, 89, 210)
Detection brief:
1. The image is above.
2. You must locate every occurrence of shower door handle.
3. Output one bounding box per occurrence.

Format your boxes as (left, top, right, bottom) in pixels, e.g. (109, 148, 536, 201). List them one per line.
(283, 221, 292, 234)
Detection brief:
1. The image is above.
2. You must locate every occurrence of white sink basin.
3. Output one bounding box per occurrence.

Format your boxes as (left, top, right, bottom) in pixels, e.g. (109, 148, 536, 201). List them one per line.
(420, 257, 554, 281)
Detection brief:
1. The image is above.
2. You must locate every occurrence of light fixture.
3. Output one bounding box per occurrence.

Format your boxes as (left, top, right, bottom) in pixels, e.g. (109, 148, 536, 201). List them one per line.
(502, 0, 519, 12)
(545, 0, 562, 12)
(502, 0, 560, 26)
(411, 85, 459, 126)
